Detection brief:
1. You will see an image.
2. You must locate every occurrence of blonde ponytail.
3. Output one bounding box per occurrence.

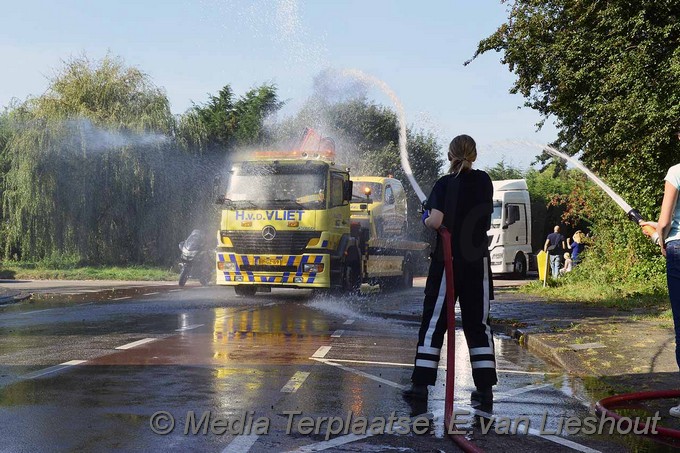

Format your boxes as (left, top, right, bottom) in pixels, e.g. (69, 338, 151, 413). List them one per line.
(448, 135, 477, 176)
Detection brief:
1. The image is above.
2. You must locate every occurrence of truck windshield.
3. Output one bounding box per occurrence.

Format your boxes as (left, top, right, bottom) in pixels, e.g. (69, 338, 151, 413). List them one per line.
(491, 201, 502, 227)
(226, 163, 327, 210)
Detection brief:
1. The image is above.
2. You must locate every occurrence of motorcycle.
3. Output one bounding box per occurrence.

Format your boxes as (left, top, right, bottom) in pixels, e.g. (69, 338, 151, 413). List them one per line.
(178, 229, 213, 287)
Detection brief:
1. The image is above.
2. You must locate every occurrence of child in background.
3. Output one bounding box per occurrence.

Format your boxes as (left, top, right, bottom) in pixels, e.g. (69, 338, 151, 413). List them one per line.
(559, 253, 573, 276)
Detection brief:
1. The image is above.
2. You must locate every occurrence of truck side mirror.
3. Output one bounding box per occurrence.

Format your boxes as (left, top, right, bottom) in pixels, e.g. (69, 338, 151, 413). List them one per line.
(343, 180, 353, 202)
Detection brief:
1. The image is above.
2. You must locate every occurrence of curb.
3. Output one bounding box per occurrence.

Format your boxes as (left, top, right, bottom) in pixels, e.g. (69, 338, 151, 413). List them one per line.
(492, 321, 591, 376)
(0, 292, 32, 306)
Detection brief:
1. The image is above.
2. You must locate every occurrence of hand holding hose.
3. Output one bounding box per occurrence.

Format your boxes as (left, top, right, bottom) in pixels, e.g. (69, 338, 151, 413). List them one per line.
(640, 221, 664, 255)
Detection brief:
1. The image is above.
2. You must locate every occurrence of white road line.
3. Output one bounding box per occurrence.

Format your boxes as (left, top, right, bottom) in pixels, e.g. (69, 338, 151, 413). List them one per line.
(315, 358, 412, 367)
(112, 296, 132, 301)
(330, 330, 344, 338)
(306, 358, 595, 453)
(312, 358, 405, 389)
(143, 292, 160, 296)
(18, 308, 54, 315)
(495, 383, 553, 400)
(221, 434, 260, 453)
(175, 324, 204, 332)
(288, 432, 374, 452)
(311, 346, 331, 358)
(343, 319, 354, 325)
(79, 290, 101, 293)
(466, 407, 600, 453)
(115, 338, 157, 350)
(280, 371, 311, 393)
(25, 360, 87, 379)
(497, 369, 552, 375)
(169, 289, 183, 292)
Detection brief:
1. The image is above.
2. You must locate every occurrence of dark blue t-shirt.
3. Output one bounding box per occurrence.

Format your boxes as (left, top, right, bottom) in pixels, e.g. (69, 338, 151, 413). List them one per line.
(427, 169, 493, 262)
(546, 232, 565, 255)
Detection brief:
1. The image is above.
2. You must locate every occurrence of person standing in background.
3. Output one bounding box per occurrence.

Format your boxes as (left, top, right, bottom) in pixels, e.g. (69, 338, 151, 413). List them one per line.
(544, 226, 566, 278)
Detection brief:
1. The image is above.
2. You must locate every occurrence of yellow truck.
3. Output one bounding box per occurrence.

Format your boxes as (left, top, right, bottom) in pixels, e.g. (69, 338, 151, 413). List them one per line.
(214, 133, 428, 295)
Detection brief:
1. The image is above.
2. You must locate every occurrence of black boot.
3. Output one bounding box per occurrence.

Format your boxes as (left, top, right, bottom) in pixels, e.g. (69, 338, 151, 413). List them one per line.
(470, 387, 493, 410)
(402, 383, 428, 400)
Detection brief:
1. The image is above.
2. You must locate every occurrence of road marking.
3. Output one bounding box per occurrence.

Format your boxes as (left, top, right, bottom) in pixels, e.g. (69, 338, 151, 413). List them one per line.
(312, 358, 405, 389)
(169, 289, 183, 292)
(80, 290, 101, 293)
(18, 308, 54, 315)
(143, 292, 160, 296)
(497, 368, 552, 375)
(112, 296, 131, 301)
(314, 358, 411, 367)
(343, 319, 354, 325)
(221, 434, 260, 453)
(288, 432, 374, 452)
(280, 371, 311, 393)
(175, 324, 204, 332)
(25, 360, 87, 379)
(331, 330, 344, 338)
(311, 346, 331, 358)
(115, 338, 157, 350)
(467, 407, 600, 453)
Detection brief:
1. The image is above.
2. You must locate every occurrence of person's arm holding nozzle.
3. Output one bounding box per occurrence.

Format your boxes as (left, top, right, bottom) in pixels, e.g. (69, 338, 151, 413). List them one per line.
(422, 209, 444, 230)
(641, 181, 679, 257)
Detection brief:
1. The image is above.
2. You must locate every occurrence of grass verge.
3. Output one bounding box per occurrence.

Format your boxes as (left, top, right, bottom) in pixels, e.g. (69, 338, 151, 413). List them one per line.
(519, 278, 669, 316)
(0, 263, 176, 281)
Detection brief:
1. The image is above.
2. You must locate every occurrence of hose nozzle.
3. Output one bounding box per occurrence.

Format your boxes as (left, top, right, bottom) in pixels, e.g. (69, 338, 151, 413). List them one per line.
(627, 209, 660, 245)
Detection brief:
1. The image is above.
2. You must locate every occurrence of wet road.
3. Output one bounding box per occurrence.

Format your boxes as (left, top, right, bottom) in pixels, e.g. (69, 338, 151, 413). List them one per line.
(0, 281, 668, 452)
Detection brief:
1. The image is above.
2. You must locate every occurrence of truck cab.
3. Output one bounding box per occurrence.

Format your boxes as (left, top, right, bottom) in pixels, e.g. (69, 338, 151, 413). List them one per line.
(350, 176, 408, 239)
(487, 179, 532, 277)
(215, 154, 360, 295)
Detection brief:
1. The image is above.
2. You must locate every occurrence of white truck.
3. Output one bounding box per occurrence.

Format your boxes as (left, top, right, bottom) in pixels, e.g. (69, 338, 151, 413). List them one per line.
(487, 179, 533, 277)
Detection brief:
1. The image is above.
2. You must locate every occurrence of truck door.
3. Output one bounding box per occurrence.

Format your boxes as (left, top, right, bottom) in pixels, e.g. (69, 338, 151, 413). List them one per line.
(504, 203, 527, 246)
(381, 184, 397, 237)
(329, 172, 350, 236)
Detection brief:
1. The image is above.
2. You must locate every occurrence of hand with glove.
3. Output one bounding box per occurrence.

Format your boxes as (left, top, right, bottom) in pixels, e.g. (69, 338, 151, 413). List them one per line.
(421, 209, 430, 226)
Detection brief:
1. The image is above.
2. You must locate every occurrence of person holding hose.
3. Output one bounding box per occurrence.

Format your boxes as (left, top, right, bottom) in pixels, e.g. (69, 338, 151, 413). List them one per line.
(402, 134, 497, 410)
(641, 152, 680, 417)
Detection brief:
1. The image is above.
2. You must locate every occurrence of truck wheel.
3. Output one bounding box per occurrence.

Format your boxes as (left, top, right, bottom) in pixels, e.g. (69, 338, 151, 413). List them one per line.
(401, 264, 414, 289)
(513, 253, 527, 279)
(341, 262, 362, 295)
(179, 264, 191, 287)
(234, 285, 257, 296)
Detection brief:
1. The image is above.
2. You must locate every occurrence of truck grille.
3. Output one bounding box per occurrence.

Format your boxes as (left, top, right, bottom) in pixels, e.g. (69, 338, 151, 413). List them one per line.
(225, 231, 319, 255)
(240, 265, 299, 273)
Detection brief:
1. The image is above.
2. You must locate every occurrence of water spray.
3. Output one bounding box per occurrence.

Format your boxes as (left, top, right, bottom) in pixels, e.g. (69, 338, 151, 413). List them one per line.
(339, 69, 427, 203)
(541, 145, 660, 244)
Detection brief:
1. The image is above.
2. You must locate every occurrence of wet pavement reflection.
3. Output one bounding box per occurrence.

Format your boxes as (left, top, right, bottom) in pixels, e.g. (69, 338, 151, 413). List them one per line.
(0, 285, 672, 451)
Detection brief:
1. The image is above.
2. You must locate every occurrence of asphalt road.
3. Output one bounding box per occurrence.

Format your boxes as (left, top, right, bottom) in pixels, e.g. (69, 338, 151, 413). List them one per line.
(0, 279, 668, 452)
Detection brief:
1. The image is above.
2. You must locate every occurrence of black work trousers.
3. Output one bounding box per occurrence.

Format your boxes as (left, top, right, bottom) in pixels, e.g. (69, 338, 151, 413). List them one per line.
(410, 257, 497, 389)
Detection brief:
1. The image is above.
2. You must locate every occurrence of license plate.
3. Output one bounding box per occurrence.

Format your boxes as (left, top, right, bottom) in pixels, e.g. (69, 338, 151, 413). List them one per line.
(259, 257, 282, 266)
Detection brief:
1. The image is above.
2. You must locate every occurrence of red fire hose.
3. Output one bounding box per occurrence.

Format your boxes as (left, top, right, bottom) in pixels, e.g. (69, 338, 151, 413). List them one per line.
(440, 227, 484, 453)
(596, 389, 680, 439)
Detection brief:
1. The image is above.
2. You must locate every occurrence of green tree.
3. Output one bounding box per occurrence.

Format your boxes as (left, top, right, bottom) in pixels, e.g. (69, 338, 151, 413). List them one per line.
(470, 1, 680, 217)
(178, 84, 282, 153)
(484, 158, 525, 181)
(0, 55, 199, 265)
(275, 97, 444, 237)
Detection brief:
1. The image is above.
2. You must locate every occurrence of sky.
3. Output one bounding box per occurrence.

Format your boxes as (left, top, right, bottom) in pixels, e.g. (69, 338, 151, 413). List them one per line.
(0, 0, 558, 170)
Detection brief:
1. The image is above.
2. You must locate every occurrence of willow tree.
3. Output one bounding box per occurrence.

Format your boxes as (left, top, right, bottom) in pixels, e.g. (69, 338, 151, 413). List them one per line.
(1, 55, 191, 264)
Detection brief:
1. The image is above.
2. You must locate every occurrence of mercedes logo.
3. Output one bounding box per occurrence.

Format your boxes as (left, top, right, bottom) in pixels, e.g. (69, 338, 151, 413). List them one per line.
(262, 225, 277, 241)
